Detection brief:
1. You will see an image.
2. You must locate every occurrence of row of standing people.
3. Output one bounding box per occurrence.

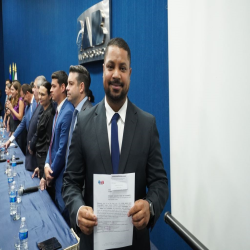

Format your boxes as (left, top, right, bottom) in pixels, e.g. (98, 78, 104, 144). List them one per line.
(3, 65, 93, 226)
(3, 37, 169, 250)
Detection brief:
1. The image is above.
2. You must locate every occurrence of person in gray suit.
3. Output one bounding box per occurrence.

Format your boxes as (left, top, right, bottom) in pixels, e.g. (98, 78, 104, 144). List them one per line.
(65, 65, 93, 164)
(62, 38, 169, 250)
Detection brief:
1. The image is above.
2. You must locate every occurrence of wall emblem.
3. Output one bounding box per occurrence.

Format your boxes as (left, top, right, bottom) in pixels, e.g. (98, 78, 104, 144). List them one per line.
(77, 0, 111, 64)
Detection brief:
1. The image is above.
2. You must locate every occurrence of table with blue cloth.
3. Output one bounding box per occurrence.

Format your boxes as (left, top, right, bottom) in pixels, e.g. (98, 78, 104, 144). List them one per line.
(0, 135, 78, 249)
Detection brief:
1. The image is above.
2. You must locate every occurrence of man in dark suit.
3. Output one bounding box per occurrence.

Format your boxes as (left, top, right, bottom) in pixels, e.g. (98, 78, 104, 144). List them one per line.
(25, 76, 46, 171)
(40, 71, 74, 223)
(65, 65, 93, 164)
(62, 38, 169, 250)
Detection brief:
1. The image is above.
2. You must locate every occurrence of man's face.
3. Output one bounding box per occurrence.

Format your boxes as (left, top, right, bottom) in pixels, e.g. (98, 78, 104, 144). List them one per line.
(103, 46, 131, 104)
(5, 80, 10, 85)
(22, 90, 30, 105)
(33, 80, 39, 101)
(66, 72, 84, 107)
(51, 79, 65, 103)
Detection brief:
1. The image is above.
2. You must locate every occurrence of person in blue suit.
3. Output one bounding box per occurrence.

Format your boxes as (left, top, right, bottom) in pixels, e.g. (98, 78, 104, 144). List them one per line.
(40, 70, 74, 224)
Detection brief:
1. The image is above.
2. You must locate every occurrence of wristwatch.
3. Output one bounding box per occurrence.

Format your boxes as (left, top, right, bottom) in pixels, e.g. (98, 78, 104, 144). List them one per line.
(145, 199, 155, 225)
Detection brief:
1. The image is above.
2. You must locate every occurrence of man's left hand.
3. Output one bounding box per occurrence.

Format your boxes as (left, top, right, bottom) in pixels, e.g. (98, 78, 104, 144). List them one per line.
(128, 199, 150, 230)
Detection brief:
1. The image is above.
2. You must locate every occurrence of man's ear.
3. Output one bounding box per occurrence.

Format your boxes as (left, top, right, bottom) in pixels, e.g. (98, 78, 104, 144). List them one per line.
(79, 82, 85, 94)
(61, 83, 66, 93)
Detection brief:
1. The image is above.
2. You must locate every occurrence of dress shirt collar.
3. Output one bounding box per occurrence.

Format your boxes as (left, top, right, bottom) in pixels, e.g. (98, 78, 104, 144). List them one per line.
(75, 96, 88, 112)
(56, 97, 67, 114)
(30, 95, 34, 106)
(105, 96, 128, 125)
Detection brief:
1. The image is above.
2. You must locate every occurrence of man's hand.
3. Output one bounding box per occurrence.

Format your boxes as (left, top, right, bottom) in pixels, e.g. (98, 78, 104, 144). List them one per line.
(128, 199, 150, 230)
(28, 144, 33, 155)
(40, 178, 46, 190)
(78, 206, 98, 235)
(44, 167, 54, 182)
(32, 167, 40, 179)
(4, 140, 11, 149)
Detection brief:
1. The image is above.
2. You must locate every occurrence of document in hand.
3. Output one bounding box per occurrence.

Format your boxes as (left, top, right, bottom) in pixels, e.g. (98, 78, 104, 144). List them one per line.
(94, 173, 135, 250)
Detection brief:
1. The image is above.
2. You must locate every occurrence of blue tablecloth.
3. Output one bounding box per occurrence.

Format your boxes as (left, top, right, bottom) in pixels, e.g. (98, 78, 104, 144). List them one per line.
(0, 134, 78, 249)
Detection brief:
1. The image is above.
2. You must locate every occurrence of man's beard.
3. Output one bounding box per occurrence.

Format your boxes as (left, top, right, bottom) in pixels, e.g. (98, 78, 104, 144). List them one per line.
(105, 80, 127, 103)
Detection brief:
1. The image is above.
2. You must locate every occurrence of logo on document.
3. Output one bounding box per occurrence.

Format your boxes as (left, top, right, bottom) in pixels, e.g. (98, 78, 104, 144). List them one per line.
(76, 0, 111, 64)
(98, 180, 104, 185)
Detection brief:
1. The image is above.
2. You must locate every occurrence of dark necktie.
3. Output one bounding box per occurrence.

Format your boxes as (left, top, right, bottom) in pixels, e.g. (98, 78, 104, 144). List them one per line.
(111, 113, 120, 174)
(49, 110, 58, 166)
(66, 109, 78, 166)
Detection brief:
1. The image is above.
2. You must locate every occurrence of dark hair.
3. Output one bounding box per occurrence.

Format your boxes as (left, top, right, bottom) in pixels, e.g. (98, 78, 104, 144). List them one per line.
(21, 84, 33, 95)
(51, 70, 68, 87)
(104, 37, 131, 65)
(69, 65, 91, 94)
(6, 83, 12, 89)
(88, 89, 95, 103)
(40, 81, 51, 95)
(30, 81, 34, 88)
(6, 79, 12, 84)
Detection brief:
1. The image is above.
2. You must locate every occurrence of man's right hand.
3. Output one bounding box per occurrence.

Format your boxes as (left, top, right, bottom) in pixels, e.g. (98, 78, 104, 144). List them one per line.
(4, 140, 11, 149)
(32, 167, 40, 179)
(78, 206, 98, 235)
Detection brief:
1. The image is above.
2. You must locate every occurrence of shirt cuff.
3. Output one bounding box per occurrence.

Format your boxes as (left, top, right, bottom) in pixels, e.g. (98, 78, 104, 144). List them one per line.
(44, 163, 50, 169)
(76, 205, 85, 227)
(9, 135, 15, 142)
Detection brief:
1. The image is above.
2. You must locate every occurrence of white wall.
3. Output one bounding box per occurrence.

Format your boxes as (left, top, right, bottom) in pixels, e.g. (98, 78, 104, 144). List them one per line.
(168, 1, 250, 249)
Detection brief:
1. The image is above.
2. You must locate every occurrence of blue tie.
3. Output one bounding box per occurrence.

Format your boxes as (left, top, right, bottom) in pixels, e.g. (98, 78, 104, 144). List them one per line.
(111, 113, 120, 174)
(66, 109, 78, 166)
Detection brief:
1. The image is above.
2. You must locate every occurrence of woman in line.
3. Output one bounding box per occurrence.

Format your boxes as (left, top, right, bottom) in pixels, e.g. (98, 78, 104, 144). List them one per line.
(31, 81, 55, 179)
(5, 81, 25, 151)
(3, 83, 13, 133)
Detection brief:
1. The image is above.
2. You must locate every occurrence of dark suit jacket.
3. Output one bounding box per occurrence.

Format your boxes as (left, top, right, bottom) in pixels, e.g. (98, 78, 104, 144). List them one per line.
(62, 99, 168, 250)
(25, 104, 43, 171)
(35, 102, 55, 155)
(45, 99, 74, 213)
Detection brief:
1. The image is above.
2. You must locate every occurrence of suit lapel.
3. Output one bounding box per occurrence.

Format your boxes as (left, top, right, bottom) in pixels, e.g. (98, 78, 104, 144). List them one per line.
(51, 99, 67, 143)
(81, 99, 91, 111)
(27, 104, 39, 131)
(94, 100, 113, 174)
(57, 99, 67, 121)
(119, 100, 137, 174)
